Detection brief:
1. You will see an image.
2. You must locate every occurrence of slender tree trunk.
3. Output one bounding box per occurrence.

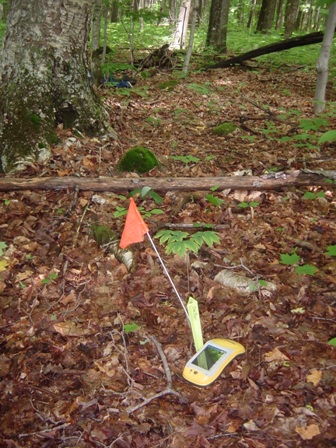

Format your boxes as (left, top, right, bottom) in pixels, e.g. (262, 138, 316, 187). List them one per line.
(247, 0, 257, 30)
(171, 0, 191, 49)
(183, 0, 199, 72)
(110, 0, 119, 22)
(284, 0, 300, 38)
(101, 1, 109, 65)
(91, 0, 102, 52)
(275, 0, 285, 30)
(256, 0, 276, 33)
(314, 2, 336, 114)
(0, 0, 113, 173)
(206, 0, 230, 52)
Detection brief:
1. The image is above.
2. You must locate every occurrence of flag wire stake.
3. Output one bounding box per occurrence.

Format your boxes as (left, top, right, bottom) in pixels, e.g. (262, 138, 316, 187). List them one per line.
(146, 232, 190, 324)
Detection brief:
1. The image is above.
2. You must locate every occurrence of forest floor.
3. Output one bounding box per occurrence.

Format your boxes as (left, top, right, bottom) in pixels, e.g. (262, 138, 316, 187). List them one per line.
(0, 61, 336, 448)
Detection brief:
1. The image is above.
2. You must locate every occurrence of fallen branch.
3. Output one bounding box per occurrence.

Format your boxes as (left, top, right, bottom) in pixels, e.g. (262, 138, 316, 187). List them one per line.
(127, 335, 185, 414)
(0, 170, 334, 192)
(206, 31, 330, 69)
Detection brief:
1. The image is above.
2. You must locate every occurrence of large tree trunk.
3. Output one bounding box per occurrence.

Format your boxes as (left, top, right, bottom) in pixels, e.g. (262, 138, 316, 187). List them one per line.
(284, 0, 301, 39)
(0, 0, 113, 173)
(206, 0, 230, 52)
(256, 0, 276, 33)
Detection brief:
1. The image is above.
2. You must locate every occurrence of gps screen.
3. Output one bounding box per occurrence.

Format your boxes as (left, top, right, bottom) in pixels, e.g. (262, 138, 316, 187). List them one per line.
(191, 345, 228, 370)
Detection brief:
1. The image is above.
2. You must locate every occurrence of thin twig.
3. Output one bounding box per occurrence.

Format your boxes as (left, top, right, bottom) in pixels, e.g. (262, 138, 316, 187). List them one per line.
(148, 335, 172, 388)
(127, 335, 186, 414)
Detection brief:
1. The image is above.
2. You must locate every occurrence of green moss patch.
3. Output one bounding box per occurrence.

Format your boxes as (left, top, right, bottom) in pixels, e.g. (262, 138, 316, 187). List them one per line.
(213, 122, 237, 136)
(118, 147, 159, 173)
(158, 80, 179, 91)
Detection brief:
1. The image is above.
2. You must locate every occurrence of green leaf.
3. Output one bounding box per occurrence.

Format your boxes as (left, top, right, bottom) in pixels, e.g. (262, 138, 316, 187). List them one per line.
(149, 208, 164, 215)
(258, 279, 268, 287)
(303, 191, 317, 199)
(325, 245, 336, 256)
(0, 242, 7, 256)
(171, 155, 200, 163)
(184, 240, 201, 254)
(328, 337, 336, 347)
(280, 252, 300, 265)
(124, 322, 139, 333)
(296, 265, 318, 275)
(196, 231, 220, 247)
(238, 202, 249, 208)
(249, 201, 259, 208)
(210, 185, 219, 191)
(114, 206, 128, 218)
(149, 190, 163, 204)
(206, 194, 224, 207)
(0, 259, 8, 271)
(318, 130, 336, 144)
(166, 241, 189, 257)
(140, 186, 152, 197)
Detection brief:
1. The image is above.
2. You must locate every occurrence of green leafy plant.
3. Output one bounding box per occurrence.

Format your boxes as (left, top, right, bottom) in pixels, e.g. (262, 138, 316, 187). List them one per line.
(145, 116, 161, 129)
(280, 250, 318, 275)
(303, 191, 326, 200)
(124, 322, 139, 333)
(155, 229, 220, 257)
(3, 199, 10, 206)
(238, 201, 259, 208)
(130, 186, 163, 204)
(41, 272, 58, 285)
(318, 130, 336, 144)
(206, 194, 224, 207)
(296, 265, 318, 275)
(328, 337, 336, 346)
(187, 83, 212, 95)
(280, 251, 300, 265)
(171, 155, 200, 164)
(114, 205, 163, 219)
(0, 242, 7, 256)
(325, 245, 336, 256)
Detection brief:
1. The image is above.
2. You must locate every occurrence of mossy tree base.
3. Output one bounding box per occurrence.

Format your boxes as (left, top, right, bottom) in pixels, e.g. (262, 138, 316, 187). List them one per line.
(0, 0, 115, 173)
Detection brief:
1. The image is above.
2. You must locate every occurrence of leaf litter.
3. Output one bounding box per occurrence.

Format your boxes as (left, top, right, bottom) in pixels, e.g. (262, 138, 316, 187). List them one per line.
(0, 66, 336, 447)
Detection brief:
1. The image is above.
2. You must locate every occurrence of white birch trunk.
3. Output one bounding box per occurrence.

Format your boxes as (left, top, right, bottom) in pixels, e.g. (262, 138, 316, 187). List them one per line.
(313, 2, 336, 114)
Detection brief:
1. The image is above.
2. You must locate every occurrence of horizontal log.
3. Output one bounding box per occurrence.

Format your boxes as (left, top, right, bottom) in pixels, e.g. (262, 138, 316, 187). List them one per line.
(0, 170, 334, 193)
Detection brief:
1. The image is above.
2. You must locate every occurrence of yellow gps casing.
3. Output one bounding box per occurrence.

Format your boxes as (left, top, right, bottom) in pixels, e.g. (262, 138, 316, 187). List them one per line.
(182, 338, 245, 387)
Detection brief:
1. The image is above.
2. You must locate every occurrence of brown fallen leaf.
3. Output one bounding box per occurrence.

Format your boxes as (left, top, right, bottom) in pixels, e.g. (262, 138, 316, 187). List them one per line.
(264, 347, 289, 362)
(53, 321, 92, 336)
(306, 369, 322, 387)
(295, 423, 320, 440)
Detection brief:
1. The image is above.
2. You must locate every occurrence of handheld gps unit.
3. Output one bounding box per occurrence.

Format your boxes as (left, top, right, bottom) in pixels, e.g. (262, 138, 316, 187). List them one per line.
(182, 338, 245, 386)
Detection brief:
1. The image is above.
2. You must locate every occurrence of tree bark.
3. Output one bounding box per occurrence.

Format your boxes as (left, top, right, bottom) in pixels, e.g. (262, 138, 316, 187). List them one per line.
(314, 2, 336, 114)
(171, 0, 191, 49)
(256, 0, 276, 33)
(91, 0, 102, 52)
(0, 0, 114, 173)
(206, 0, 230, 52)
(0, 171, 334, 192)
(284, 0, 301, 39)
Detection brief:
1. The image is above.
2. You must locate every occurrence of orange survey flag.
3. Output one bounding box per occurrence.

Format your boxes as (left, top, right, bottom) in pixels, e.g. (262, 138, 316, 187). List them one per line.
(119, 198, 149, 249)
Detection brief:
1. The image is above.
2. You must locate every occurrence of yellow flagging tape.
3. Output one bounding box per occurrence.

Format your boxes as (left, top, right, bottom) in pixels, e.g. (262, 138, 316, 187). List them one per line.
(187, 296, 204, 352)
